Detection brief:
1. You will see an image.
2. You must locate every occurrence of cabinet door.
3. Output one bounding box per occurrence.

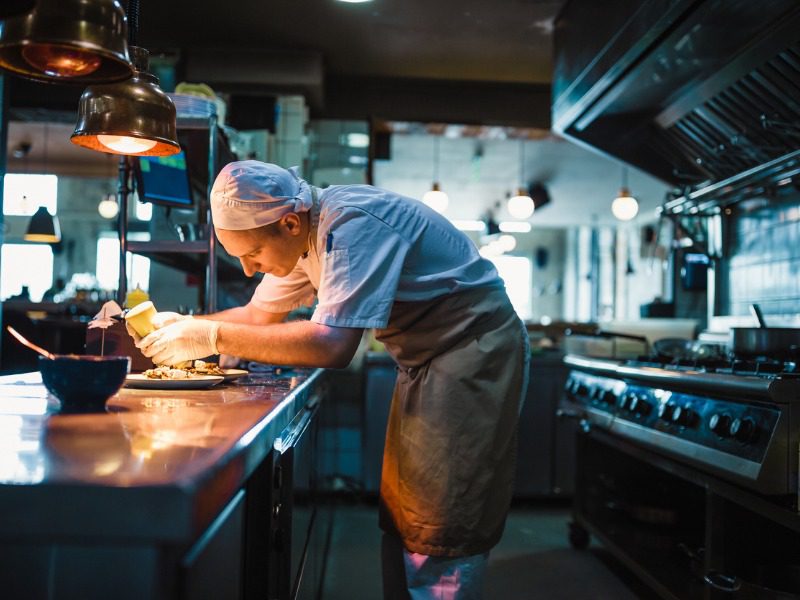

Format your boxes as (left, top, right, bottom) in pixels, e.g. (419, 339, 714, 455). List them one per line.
(181, 490, 245, 600)
(363, 363, 396, 493)
(514, 363, 557, 496)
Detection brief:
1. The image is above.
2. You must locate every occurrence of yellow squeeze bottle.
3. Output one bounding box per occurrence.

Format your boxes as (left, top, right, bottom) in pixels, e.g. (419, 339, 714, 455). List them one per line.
(124, 300, 157, 337)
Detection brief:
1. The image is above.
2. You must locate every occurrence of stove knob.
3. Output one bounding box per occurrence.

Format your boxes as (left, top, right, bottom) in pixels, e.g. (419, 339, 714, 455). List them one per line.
(659, 403, 675, 421)
(635, 399, 652, 416)
(627, 395, 639, 412)
(602, 390, 618, 406)
(709, 413, 731, 436)
(730, 418, 757, 443)
(671, 405, 695, 427)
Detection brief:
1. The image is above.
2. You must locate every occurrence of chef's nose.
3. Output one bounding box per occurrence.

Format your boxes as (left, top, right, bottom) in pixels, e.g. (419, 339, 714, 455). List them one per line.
(240, 257, 257, 277)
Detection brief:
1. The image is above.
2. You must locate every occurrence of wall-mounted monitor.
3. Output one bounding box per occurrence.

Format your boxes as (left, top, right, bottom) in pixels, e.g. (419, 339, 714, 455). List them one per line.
(135, 151, 193, 208)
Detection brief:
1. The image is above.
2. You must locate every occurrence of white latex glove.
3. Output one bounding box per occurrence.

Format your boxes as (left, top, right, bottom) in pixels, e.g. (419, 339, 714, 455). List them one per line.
(125, 311, 192, 342)
(152, 311, 192, 329)
(219, 353, 241, 369)
(136, 319, 221, 367)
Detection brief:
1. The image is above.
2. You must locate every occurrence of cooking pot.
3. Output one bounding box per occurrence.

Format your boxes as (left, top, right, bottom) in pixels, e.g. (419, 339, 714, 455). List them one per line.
(729, 305, 800, 358)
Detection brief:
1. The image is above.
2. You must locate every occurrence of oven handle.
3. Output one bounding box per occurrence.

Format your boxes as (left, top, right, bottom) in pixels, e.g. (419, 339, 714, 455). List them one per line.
(704, 571, 742, 593)
(555, 409, 591, 432)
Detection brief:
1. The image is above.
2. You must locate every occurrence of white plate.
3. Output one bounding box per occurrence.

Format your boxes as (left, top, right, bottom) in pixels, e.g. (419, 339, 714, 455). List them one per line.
(124, 374, 224, 389)
(222, 368, 249, 382)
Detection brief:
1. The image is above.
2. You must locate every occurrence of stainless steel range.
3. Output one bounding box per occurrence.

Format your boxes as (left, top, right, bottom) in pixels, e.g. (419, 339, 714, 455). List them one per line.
(563, 352, 800, 598)
(564, 354, 800, 500)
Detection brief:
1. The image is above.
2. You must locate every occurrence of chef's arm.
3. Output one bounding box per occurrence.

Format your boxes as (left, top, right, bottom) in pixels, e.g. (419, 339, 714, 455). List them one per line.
(215, 320, 363, 369)
(195, 301, 288, 326)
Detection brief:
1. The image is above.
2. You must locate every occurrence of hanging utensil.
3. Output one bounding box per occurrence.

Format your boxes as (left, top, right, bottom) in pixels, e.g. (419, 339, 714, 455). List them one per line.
(6, 326, 55, 359)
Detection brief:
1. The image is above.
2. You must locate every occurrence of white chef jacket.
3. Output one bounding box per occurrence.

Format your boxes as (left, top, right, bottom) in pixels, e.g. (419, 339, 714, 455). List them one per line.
(250, 185, 504, 329)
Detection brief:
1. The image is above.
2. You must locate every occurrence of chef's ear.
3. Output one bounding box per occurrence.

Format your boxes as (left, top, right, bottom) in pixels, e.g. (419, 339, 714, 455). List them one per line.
(280, 212, 303, 236)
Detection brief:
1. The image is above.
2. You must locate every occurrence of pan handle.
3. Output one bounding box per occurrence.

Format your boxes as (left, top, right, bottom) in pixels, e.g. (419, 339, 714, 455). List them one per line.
(750, 304, 767, 328)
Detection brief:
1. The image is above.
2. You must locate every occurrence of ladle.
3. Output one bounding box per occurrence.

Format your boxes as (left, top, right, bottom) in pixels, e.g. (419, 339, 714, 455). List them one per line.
(6, 326, 55, 359)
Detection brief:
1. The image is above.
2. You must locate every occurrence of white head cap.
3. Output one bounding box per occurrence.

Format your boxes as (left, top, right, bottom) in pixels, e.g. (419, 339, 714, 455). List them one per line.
(210, 161, 313, 230)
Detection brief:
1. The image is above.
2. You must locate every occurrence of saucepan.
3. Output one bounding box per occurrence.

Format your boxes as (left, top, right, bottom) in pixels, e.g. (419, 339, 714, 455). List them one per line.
(729, 304, 800, 358)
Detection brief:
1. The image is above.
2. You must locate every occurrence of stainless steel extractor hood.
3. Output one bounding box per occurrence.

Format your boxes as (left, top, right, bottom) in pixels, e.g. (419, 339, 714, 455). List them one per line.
(553, 0, 800, 212)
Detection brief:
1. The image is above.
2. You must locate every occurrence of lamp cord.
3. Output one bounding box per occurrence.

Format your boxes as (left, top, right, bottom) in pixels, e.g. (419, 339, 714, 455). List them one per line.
(519, 139, 526, 188)
(432, 136, 439, 183)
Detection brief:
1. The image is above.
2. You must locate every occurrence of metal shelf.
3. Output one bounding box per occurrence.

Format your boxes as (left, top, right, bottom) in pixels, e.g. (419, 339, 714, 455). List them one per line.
(119, 92, 224, 311)
(127, 241, 209, 254)
(127, 241, 242, 282)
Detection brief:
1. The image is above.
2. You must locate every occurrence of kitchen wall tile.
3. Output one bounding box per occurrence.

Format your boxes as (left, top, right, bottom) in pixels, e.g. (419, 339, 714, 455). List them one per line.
(724, 194, 800, 317)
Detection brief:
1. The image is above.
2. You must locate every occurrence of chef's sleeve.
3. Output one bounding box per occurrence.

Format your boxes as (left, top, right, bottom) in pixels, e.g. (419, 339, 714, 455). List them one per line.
(312, 207, 411, 328)
(250, 263, 316, 313)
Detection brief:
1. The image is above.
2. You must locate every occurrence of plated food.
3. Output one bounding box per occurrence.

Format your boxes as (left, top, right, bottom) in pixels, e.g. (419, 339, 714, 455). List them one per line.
(124, 360, 248, 390)
(143, 360, 225, 379)
(124, 373, 224, 390)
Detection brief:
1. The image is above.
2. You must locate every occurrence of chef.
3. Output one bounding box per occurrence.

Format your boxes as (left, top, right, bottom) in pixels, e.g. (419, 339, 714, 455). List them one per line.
(132, 160, 529, 599)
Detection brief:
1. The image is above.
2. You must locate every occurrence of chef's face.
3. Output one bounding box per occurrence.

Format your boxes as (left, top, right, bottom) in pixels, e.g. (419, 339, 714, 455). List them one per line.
(217, 213, 307, 278)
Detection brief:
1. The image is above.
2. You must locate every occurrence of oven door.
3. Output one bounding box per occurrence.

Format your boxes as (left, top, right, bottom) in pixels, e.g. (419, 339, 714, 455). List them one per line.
(271, 396, 321, 600)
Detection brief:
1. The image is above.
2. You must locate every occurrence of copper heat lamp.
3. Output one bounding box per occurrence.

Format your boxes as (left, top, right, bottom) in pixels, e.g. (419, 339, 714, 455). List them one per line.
(0, 0, 133, 83)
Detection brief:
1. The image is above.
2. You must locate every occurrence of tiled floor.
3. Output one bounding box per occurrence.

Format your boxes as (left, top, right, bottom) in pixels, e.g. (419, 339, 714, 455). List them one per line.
(321, 501, 652, 599)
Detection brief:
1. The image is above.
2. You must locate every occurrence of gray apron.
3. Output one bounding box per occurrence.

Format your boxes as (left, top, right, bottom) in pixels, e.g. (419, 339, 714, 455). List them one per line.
(375, 285, 529, 558)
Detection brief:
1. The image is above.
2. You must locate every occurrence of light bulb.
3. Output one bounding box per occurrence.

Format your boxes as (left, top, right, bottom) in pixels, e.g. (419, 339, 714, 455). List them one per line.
(612, 189, 639, 221)
(97, 135, 158, 154)
(508, 189, 535, 219)
(498, 234, 517, 252)
(98, 196, 119, 219)
(22, 44, 102, 78)
(422, 183, 449, 214)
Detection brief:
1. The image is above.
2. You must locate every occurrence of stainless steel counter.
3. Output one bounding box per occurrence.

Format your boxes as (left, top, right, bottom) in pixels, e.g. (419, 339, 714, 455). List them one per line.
(0, 368, 323, 544)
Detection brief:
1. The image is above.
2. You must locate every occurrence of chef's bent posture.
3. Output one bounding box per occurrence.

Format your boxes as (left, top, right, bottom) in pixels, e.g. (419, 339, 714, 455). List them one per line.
(135, 161, 529, 600)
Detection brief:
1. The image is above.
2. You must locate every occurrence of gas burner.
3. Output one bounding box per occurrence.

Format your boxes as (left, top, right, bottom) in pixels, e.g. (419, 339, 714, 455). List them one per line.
(626, 355, 800, 378)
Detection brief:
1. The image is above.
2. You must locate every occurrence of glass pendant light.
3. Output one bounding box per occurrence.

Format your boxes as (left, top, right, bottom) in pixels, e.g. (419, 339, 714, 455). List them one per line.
(0, 0, 133, 83)
(97, 155, 120, 218)
(508, 140, 534, 219)
(612, 167, 639, 221)
(422, 136, 449, 214)
(98, 192, 119, 219)
(70, 45, 180, 156)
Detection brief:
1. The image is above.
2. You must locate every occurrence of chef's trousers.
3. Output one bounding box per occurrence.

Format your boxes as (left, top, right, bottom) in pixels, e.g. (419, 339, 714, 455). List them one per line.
(381, 533, 489, 600)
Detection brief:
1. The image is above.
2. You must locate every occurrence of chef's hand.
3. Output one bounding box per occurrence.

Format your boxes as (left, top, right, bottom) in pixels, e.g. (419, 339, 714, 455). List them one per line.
(136, 319, 221, 366)
(124, 311, 191, 342)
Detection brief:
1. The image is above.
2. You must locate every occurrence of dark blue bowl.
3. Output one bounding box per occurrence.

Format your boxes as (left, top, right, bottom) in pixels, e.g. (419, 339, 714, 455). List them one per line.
(39, 355, 130, 413)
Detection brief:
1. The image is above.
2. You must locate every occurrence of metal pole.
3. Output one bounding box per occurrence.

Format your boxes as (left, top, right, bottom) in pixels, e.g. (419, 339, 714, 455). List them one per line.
(116, 156, 130, 306)
(205, 113, 218, 313)
(0, 75, 8, 368)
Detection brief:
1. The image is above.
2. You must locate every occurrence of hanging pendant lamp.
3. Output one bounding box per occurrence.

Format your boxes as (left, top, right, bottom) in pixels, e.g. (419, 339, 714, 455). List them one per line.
(0, 0, 133, 84)
(25, 205, 61, 243)
(70, 45, 180, 156)
(507, 139, 534, 219)
(24, 122, 61, 243)
(422, 136, 449, 214)
(611, 167, 639, 221)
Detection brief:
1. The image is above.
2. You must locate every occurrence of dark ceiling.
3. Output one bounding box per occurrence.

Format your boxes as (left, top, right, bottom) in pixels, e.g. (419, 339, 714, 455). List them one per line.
(140, 0, 560, 84)
(8, 0, 563, 129)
